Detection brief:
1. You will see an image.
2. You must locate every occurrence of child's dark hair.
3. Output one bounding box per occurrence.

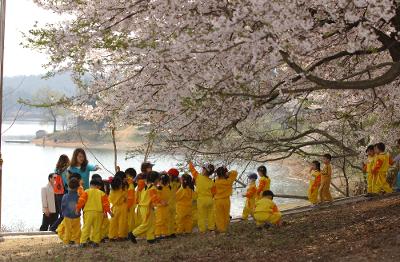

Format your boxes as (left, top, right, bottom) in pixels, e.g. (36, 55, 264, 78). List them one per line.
(147, 171, 160, 183)
(216, 166, 228, 179)
(68, 178, 80, 190)
(48, 173, 55, 181)
(181, 174, 194, 191)
(90, 179, 102, 187)
(111, 176, 123, 190)
(69, 172, 81, 181)
(375, 142, 385, 152)
(125, 168, 137, 178)
(323, 154, 332, 161)
(257, 165, 267, 177)
(366, 145, 375, 153)
(91, 174, 102, 182)
(56, 154, 70, 173)
(312, 161, 321, 171)
(262, 190, 274, 199)
(160, 174, 170, 186)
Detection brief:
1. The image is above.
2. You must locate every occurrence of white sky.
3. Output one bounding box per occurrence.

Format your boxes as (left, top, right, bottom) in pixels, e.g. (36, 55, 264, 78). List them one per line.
(4, 0, 61, 77)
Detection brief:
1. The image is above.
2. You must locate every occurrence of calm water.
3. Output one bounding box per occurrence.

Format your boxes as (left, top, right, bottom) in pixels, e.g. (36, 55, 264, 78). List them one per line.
(1, 121, 308, 231)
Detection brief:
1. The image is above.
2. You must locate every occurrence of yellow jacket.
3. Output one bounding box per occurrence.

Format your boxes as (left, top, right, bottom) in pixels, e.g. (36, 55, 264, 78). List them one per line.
(363, 155, 375, 174)
(373, 152, 393, 175)
(254, 198, 280, 216)
(138, 184, 161, 208)
(214, 171, 238, 199)
(176, 187, 194, 208)
(321, 164, 332, 178)
(169, 181, 180, 208)
(245, 182, 257, 205)
(189, 162, 215, 199)
(158, 185, 171, 205)
(76, 188, 110, 213)
(257, 176, 271, 196)
(109, 189, 127, 207)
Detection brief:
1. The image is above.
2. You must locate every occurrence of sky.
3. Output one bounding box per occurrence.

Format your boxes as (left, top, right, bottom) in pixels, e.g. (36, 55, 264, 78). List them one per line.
(4, 0, 60, 77)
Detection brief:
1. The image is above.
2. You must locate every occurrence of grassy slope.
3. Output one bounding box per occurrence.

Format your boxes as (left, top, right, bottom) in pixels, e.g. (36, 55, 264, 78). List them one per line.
(1, 195, 399, 262)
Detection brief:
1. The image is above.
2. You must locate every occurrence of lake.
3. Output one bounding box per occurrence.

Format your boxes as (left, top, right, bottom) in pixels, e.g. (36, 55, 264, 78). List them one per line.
(1, 121, 308, 231)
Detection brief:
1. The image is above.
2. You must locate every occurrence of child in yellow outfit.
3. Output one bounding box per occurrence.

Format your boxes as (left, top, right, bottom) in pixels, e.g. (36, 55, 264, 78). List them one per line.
(125, 168, 137, 232)
(176, 174, 194, 234)
(214, 166, 238, 233)
(155, 174, 171, 238)
(254, 190, 282, 228)
(76, 179, 112, 248)
(129, 171, 165, 244)
(319, 154, 333, 203)
(167, 168, 180, 237)
(372, 143, 393, 193)
(109, 172, 129, 241)
(241, 173, 257, 220)
(308, 161, 322, 205)
(189, 161, 216, 233)
(363, 145, 375, 194)
(60, 178, 81, 245)
(256, 165, 271, 199)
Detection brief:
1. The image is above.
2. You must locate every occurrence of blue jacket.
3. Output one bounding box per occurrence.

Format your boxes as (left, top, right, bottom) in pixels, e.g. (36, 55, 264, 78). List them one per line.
(61, 190, 80, 219)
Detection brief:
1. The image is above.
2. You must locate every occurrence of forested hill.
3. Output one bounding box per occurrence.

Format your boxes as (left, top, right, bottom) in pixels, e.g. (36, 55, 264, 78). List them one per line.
(3, 73, 77, 120)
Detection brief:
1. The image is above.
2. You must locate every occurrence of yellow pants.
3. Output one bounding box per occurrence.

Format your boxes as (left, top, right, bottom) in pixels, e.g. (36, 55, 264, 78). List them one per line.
(155, 206, 169, 236)
(367, 173, 373, 193)
(101, 217, 109, 240)
(192, 201, 198, 230)
(308, 185, 319, 204)
(132, 206, 155, 241)
(63, 217, 81, 244)
(197, 197, 215, 232)
(319, 177, 333, 202)
(254, 212, 282, 226)
(109, 205, 128, 239)
(168, 204, 176, 235)
(80, 211, 103, 244)
(372, 172, 393, 193)
(127, 205, 136, 232)
(215, 198, 231, 233)
(176, 205, 192, 234)
(242, 199, 255, 220)
(56, 220, 65, 242)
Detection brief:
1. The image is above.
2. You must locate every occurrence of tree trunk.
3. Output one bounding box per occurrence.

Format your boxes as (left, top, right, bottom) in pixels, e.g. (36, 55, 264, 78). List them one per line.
(49, 108, 57, 133)
(111, 127, 118, 173)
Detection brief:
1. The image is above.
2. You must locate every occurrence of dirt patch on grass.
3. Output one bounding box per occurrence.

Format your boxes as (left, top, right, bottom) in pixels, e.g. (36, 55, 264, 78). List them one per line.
(1, 196, 399, 262)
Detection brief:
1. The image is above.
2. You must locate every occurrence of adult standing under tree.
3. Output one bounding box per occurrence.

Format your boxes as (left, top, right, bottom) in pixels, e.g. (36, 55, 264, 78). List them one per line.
(68, 148, 99, 190)
(40, 174, 58, 231)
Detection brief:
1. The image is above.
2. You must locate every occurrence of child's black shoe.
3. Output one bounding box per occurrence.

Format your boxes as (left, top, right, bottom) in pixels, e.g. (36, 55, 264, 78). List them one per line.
(169, 234, 177, 239)
(128, 232, 137, 244)
(147, 239, 156, 244)
(79, 243, 88, 248)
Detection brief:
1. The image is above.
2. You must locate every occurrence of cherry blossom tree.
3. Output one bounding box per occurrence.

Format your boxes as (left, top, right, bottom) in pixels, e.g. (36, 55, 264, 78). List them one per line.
(26, 0, 400, 184)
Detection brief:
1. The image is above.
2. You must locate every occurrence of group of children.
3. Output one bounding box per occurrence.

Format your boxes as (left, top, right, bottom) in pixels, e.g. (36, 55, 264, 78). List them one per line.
(363, 142, 396, 194)
(305, 142, 398, 207)
(54, 161, 282, 247)
(307, 154, 334, 205)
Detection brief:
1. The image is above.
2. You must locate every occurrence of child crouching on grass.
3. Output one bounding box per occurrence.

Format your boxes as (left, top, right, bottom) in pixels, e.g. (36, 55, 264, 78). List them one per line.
(76, 179, 112, 248)
(254, 190, 282, 229)
(60, 178, 81, 246)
